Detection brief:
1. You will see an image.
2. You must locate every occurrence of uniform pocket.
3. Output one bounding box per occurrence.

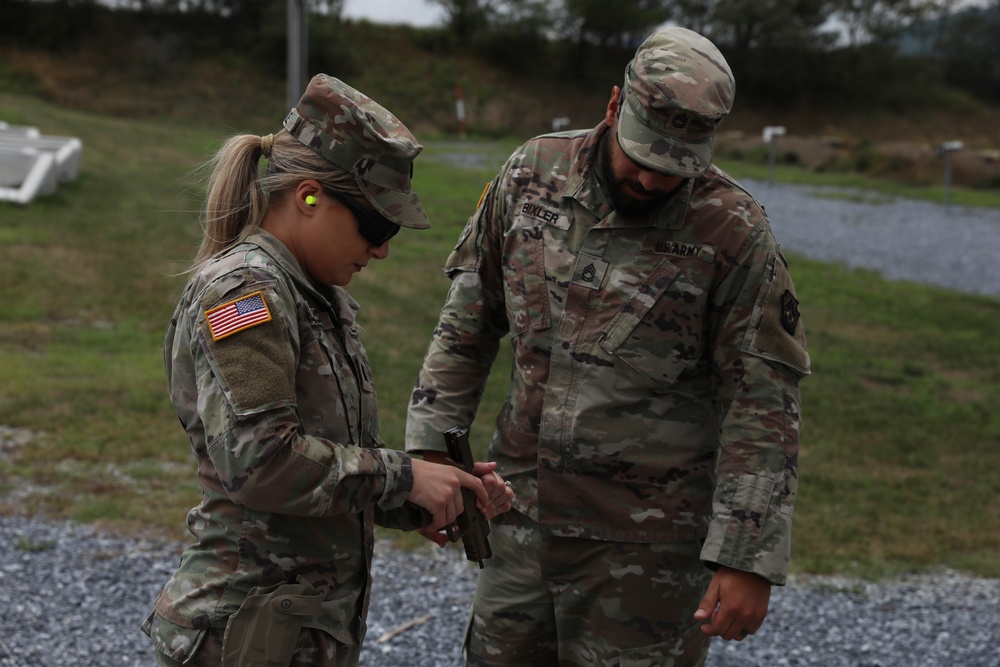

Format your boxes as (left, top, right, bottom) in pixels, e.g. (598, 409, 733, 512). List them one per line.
(144, 611, 208, 664)
(599, 260, 698, 389)
(503, 227, 551, 336)
(294, 307, 347, 439)
(617, 619, 709, 667)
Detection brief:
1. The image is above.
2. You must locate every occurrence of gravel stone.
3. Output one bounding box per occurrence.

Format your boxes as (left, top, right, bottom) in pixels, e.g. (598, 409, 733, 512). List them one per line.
(2, 515, 999, 667)
(2, 182, 998, 666)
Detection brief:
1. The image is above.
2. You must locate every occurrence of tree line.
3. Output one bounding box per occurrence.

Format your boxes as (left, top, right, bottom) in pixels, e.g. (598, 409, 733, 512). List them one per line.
(427, 0, 1000, 108)
(2, 0, 998, 110)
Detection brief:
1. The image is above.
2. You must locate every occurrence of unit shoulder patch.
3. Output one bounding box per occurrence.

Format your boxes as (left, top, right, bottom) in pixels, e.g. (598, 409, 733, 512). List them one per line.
(204, 291, 272, 341)
(780, 289, 801, 336)
(742, 254, 810, 375)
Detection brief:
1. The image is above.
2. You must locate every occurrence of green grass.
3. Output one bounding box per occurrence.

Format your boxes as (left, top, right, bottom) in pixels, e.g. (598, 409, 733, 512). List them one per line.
(1, 91, 998, 580)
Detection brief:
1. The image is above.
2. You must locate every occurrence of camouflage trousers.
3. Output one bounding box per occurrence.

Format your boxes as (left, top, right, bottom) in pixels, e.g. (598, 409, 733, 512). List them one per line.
(151, 621, 359, 667)
(465, 510, 713, 667)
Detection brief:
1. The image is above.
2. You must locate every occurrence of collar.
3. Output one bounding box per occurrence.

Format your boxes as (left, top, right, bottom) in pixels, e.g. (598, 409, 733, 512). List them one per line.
(244, 229, 361, 322)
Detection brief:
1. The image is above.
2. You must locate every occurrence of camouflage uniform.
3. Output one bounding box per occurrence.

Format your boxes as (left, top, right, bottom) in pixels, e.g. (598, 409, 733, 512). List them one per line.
(406, 28, 810, 666)
(143, 75, 431, 666)
(143, 229, 429, 664)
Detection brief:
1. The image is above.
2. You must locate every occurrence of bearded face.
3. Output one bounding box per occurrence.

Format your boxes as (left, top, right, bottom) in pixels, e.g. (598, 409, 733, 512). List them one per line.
(596, 127, 685, 218)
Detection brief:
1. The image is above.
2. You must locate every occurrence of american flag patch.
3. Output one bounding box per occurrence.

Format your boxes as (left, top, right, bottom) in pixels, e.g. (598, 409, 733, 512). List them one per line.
(204, 291, 272, 341)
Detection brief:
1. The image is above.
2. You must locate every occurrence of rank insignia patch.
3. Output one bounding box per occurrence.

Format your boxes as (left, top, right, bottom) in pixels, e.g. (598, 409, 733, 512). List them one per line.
(780, 289, 800, 336)
(572, 254, 609, 290)
(205, 291, 272, 341)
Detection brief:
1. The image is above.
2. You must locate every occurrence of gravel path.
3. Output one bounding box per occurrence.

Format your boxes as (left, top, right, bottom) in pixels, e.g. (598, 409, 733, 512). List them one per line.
(2, 515, 999, 667)
(2, 183, 998, 667)
(746, 178, 1000, 298)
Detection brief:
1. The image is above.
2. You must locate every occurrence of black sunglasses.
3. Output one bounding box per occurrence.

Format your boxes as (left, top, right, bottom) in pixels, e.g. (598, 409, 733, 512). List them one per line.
(323, 187, 401, 247)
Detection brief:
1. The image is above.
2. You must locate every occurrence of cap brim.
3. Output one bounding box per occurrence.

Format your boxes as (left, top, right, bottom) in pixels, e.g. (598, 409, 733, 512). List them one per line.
(617, 104, 713, 178)
(358, 179, 431, 230)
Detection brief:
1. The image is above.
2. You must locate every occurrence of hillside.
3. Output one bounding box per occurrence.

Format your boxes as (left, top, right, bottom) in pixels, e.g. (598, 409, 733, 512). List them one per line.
(2, 17, 1000, 188)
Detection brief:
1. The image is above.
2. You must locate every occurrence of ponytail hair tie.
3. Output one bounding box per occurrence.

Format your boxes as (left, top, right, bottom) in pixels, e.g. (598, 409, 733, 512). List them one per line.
(260, 133, 274, 159)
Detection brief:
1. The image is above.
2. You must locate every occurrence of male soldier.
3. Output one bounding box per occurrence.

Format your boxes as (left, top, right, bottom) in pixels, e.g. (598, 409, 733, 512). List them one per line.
(405, 27, 810, 666)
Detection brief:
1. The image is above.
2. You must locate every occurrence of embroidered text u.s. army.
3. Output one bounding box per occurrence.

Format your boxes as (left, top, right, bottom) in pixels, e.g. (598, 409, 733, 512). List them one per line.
(651, 240, 716, 262)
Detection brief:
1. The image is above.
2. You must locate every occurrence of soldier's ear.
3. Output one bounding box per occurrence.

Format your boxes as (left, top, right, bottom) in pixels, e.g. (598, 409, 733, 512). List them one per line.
(294, 180, 322, 214)
(604, 86, 621, 127)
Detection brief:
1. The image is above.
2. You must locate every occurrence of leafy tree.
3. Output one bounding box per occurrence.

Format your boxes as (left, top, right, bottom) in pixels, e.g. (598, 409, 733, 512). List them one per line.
(713, 0, 834, 49)
(1, 0, 102, 50)
(559, 0, 672, 48)
(663, 0, 839, 107)
(473, 0, 556, 72)
(830, 0, 956, 46)
(938, 0, 1000, 100)
(669, 0, 838, 50)
(429, 0, 498, 39)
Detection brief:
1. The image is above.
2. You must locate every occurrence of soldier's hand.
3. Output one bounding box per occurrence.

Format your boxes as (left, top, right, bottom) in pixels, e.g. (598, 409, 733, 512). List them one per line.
(693, 566, 771, 641)
(408, 458, 489, 532)
(472, 461, 513, 520)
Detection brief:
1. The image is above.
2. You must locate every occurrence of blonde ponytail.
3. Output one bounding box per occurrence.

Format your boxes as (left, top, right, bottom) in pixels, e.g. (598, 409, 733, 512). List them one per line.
(190, 131, 359, 270)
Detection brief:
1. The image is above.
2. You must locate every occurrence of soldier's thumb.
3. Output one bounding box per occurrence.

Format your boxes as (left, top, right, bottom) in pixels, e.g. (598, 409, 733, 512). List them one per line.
(693, 579, 721, 620)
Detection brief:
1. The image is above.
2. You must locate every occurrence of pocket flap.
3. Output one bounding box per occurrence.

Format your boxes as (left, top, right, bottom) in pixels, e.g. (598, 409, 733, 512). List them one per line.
(145, 612, 208, 664)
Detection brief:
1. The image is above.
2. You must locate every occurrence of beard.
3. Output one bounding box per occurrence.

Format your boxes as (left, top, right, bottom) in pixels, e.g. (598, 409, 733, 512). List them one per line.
(596, 130, 672, 219)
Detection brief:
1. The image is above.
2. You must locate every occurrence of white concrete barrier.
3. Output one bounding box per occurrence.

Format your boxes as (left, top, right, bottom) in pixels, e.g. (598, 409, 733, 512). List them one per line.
(0, 134, 82, 182)
(0, 147, 59, 204)
(0, 122, 41, 138)
(0, 124, 82, 203)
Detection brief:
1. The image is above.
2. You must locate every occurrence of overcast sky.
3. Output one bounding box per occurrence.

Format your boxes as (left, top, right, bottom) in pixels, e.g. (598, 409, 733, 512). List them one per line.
(341, 0, 445, 26)
(341, 0, 990, 28)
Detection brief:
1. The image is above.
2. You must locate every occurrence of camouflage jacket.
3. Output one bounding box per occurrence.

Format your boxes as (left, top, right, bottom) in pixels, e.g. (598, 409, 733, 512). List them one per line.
(405, 123, 810, 584)
(148, 230, 426, 657)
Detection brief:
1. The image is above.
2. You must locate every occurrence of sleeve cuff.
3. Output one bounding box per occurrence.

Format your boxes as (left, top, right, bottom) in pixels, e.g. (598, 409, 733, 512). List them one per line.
(700, 472, 792, 586)
(374, 448, 414, 511)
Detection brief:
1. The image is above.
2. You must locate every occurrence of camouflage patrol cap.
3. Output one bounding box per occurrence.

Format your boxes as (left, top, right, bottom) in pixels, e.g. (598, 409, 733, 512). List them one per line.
(617, 27, 735, 178)
(283, 75, 430, 229)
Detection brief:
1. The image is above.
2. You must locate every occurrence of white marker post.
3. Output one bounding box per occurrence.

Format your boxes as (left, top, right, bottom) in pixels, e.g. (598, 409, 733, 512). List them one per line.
(936, 140, 963, 209)
(455, 84, 467, 140)
(762, 126, 786, 186)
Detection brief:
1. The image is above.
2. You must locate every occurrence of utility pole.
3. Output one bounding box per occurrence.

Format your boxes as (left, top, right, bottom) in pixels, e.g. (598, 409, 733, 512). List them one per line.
(287, 0, 308, 110)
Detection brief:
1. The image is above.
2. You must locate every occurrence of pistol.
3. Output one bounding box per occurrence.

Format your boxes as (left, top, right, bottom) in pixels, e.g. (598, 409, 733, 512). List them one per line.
(443, 426, 493, 568)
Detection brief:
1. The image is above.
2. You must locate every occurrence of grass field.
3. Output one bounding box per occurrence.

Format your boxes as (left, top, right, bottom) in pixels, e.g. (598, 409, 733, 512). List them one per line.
(1, 91, 998, 580)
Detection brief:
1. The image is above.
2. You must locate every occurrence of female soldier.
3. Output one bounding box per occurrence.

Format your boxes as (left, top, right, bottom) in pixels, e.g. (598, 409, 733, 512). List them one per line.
(142, 75, 513, 667)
